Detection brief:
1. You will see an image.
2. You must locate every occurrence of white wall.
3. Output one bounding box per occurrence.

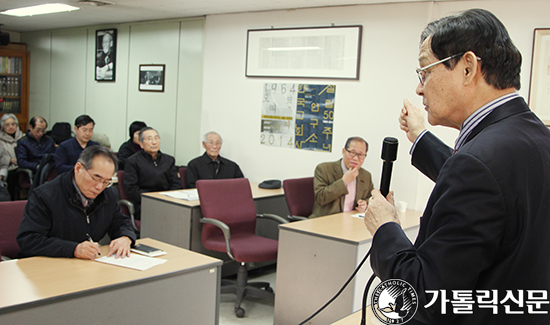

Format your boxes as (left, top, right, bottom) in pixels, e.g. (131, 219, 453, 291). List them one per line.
(21, 18, 205, 166)
(19, 0, 550, 211)
(201, 0, 550, 211)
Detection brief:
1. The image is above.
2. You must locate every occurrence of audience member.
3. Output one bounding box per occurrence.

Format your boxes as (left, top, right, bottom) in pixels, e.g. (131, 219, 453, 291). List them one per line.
(117, 121, 147, 170)
(185, 131, 244, 188)
(310, 136, 373, 218)
(15, 116, 56, 175)
(55, 115, 99, 174)
(124, 127, 181, 219)
(17, 145, 136, 259)
(0, 142, 10, 201)
(0, 113, 24, 200)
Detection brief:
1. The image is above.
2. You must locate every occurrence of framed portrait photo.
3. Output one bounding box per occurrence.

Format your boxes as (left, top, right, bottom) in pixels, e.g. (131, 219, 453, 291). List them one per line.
(139, 64, 165, 92)
(95, 29, 117, 81)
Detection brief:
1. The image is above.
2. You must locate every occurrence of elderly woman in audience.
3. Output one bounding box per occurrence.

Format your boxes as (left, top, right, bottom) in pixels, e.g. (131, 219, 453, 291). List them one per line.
(0, 114, 24, 200)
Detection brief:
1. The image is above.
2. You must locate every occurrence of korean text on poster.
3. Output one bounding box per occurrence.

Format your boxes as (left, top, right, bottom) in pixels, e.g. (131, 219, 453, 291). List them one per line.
(261, 83, 297, 148)
(260, 83, 336, 152)
(295, 84, 335, 152)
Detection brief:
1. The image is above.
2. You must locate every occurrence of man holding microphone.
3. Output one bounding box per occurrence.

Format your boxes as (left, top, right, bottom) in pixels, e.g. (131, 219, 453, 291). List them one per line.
(364, 9, 550, 324)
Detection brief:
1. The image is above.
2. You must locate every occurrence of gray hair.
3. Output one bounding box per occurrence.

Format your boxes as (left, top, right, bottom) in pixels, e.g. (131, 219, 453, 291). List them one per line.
(77, 145, 118, 172)
(0, 113, 19, 131)
(203, 131, 223, 144)
(138, 126, 159, 143)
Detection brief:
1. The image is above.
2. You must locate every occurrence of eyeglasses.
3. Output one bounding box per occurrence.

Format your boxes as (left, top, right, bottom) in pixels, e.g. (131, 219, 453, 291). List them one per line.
(416, 52, 465, 85)
(345, 149, 366, 160)
(85, 169, 113, 188)
(143, 136, 160, 142)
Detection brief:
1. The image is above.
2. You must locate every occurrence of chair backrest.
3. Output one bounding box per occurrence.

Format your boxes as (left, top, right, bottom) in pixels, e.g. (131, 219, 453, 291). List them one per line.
(283, 177, 315, 218)
(46, 122, 72, 145)
(30, 153, 57, 192)
(178, 166, 187, 189)
(0, 200, 27, 259)
(116, 170, 131, 215)
(196, 178, 257, 242)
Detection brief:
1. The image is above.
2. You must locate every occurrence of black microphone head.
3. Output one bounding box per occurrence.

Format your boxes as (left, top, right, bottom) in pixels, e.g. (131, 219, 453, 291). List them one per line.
(381, 137, 398, 162)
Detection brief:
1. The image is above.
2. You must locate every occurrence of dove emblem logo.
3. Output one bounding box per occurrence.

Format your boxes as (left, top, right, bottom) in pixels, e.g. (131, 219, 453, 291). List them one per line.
(371, 279, 418, 324)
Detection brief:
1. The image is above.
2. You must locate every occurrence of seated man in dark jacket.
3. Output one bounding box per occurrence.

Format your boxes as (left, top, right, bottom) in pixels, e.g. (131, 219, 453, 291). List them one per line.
(17, 145, 136, 259)
(15, 116, 56, 175)
(124, 127, 181, 219)
(117, 121, 147, 170)
(185, 131, 244, 188)
(55, 115, 99, 174)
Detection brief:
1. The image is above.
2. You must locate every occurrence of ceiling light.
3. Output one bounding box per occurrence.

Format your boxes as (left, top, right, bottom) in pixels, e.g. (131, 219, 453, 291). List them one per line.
(267, 47, 321, 51)
(1, 3, 80, 17)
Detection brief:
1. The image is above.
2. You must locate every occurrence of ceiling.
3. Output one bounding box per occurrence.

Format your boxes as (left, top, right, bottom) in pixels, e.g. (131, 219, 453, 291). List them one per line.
(0, 0, 450, 33)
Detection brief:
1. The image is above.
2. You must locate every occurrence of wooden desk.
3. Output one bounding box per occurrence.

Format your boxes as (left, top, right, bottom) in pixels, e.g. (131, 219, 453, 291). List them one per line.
(141, 182, 289, 256)
(0, 238, 222, 325)
(274, 210, 422, 325)
(331, 309, 384, 325)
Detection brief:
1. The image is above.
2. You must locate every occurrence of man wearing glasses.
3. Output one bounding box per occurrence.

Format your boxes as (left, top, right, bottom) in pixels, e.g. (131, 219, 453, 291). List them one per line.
(365, 9, 550, 323)
(17, 145, 136, 259)
(15, 116, 56, 175)
(309, 136, 373, 218)
(124, 127, 181, 220)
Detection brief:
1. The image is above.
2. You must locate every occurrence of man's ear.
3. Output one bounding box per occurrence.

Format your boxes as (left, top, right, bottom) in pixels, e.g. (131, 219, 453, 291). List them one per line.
(462, 51, 480, 84)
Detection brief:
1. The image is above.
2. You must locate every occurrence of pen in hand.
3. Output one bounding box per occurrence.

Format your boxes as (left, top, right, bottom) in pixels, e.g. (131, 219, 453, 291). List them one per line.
(86, 233, 101, 256)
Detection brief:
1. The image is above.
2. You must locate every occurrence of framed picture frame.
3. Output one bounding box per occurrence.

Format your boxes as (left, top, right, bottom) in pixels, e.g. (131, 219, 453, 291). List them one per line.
(95, 29, 117, 81)
(139, 64, 165, 92)
(245, 25, 362, 80)
(528, 28, 550, 125)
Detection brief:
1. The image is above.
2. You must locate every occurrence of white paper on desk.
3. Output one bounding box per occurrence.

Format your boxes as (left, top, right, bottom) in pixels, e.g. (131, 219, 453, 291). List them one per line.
(160, 189, 199, 201)
(95, 253, 167, 271)
(351, 213, 365, 218)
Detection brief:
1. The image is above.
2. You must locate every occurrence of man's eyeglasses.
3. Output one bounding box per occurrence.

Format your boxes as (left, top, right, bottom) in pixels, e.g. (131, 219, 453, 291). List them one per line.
(345, 149, 366, 160)
(416, 52, 465, 85)
(85, 169, 113, 188)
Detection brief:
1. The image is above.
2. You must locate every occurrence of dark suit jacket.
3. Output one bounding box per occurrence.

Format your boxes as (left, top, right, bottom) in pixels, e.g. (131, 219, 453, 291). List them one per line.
(310, 159, 373, 218)
(370, 97, 550, 324)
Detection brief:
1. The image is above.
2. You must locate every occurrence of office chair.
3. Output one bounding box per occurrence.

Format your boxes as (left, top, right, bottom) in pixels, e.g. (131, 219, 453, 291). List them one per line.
(178, 166, 187, 189)
(196, 178, 288, 318)
(14, 168, 33, 200)
(116, 170, 140, 233)
(0, 200, 26, 260)
(282, 177, 315, 221)
(29, 153, 57, 193)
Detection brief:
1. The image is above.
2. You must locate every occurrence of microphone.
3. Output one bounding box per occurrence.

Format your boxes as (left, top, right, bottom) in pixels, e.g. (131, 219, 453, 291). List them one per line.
(380, 137, 398, 197)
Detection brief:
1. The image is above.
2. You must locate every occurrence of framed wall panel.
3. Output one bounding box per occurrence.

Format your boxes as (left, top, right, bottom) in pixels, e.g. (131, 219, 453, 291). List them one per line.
(246, 26, 362, 80)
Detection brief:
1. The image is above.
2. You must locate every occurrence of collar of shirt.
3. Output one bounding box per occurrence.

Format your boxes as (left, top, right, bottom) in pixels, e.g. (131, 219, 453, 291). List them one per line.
(72, 177, 93, 207)
(454, 92, 520, 152)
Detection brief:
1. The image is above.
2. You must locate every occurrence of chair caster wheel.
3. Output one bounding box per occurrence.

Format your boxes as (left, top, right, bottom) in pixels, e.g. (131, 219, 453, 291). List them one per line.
(265, 286, 274, 293)
(235, 307, 245, 318)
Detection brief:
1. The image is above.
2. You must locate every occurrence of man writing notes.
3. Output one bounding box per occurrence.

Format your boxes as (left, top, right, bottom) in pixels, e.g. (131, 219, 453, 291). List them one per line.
(185, 131, 244, 188)
(310, 137, 373, 218)
(364, 9, 550, 324)
(17, 146, 136, 259)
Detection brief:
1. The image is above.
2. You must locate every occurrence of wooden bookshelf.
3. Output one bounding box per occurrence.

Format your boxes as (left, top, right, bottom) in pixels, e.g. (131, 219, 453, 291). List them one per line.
(0, 43, 29, 131)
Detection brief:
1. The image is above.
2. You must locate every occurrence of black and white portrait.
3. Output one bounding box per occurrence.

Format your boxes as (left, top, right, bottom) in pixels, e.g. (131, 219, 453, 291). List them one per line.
(95, 29, 117, 81)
